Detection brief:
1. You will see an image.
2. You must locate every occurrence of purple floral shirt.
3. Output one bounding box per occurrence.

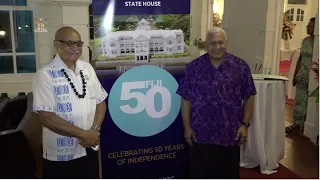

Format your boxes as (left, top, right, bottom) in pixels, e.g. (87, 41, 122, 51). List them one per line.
(177, 53, 257, 146)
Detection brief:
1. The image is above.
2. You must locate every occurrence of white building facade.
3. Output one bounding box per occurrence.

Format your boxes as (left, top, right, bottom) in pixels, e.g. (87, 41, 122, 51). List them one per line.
(101, 19, 185, 62)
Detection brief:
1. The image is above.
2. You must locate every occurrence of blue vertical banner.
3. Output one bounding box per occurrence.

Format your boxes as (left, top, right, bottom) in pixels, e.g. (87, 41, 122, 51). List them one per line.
(93, 0, 191, 178)
(98, 66, 189, 179)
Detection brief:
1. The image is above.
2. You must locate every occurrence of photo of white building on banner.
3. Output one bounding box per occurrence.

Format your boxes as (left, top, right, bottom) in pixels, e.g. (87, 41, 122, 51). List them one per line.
(100, 19, 185, 62)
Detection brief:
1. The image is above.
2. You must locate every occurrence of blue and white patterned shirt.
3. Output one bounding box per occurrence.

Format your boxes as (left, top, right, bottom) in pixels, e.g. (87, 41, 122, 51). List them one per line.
(32, 54, 108, 161)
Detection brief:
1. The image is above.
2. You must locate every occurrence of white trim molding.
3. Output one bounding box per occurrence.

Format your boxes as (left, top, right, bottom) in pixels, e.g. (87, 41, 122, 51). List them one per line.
(53, 0, 92, 6)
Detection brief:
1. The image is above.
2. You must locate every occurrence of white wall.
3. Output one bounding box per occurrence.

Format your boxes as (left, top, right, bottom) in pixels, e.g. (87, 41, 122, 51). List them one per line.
(0, 0, 91, 97)
(222, 0, 265, 72)
(222, 0, 283, 74)
(30, 0, 64, 67)
(58, 0, 91, 62)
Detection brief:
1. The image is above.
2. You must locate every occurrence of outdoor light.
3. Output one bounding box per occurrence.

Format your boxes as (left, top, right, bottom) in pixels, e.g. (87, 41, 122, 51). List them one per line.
(0, 26, 6, 37)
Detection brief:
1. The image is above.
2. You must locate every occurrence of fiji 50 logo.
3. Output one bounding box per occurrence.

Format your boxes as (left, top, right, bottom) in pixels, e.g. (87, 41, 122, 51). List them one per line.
(108, 65, 181, 137)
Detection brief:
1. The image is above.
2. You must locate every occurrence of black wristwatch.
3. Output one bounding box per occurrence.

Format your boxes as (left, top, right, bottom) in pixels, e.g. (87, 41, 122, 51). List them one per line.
(241, 122, 250, 128)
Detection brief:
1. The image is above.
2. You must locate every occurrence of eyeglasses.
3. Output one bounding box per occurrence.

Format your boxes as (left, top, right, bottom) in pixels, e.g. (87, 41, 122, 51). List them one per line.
(55, 40, 84, 47)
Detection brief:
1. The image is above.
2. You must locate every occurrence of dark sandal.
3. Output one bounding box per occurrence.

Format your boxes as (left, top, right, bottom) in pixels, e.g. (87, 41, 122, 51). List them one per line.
(285, 125, 297, 134)
(299, 125, 304, 132)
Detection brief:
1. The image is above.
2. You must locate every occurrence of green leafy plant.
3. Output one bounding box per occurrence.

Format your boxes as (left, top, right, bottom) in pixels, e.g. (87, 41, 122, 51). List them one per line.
(212, 13, 222, 27)
(282, 12, 295, 40)
(193, 13, 222, 51)
(193, 38, 206, 51)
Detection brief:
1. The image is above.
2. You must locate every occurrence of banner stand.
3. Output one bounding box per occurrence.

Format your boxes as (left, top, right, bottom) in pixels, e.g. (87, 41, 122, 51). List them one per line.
(93, 0, 192, 178)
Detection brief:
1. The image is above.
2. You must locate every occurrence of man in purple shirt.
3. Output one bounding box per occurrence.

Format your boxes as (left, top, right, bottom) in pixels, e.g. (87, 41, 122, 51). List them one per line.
(177, 27, 256, 178)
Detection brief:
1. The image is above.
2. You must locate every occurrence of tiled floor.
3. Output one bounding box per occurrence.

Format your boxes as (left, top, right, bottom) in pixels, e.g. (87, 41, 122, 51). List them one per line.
(281, 105, 319, 179)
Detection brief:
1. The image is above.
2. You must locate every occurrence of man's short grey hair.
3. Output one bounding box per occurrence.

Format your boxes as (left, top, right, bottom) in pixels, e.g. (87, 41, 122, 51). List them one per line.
(206, 27, 227, 40)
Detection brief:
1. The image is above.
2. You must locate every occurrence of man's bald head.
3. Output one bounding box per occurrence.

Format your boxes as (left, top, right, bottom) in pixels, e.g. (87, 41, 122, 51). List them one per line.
(55, 26, 81, 41)
(54, 26, 83, 64)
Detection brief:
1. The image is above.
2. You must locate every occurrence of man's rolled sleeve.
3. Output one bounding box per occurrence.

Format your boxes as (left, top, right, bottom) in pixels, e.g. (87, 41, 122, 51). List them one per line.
(96, 83, 108, 104)
(92, 72, 108, 104)
(176, 67, 193, 101)
(241, 64, 257, 100)
(32, 70, 56, 113)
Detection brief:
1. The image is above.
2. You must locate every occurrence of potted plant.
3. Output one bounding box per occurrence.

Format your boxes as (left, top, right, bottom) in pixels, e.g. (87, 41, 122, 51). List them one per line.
(282, 12, 295, 50)
(193, 13, 222, 51)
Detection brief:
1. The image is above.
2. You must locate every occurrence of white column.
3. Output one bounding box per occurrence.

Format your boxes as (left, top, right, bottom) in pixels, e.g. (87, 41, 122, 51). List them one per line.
(283, 0, 288, 12)
(190, 0, 212, 59)
(200, 0, 213, 55)
(304, 9, 319, 145)
(53, 0, 92, 63)
(207, 0, 213, 30)
(263, 0, 284, 75)
(189, 0, 203, 59)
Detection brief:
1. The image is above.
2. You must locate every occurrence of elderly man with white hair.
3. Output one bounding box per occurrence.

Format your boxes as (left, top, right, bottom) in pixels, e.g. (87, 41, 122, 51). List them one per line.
(176, 27, 256, 178)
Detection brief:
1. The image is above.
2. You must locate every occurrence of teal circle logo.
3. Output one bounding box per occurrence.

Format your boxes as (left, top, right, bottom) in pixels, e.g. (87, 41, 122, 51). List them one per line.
(108, 65, 181, 137)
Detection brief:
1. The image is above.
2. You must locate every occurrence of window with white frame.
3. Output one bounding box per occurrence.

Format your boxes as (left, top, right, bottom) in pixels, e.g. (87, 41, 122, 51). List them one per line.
(0, 6, 36, 74)
(286, 8, 294, 21)
(0, 0, 26, 6)
(89, 4, 94, 40)
(296, 8, 305, 21)
(288, 0, 307, 5)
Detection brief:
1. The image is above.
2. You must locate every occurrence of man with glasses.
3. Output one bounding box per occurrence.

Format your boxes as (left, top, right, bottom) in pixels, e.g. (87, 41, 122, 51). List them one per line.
(32, 26, 108, 178)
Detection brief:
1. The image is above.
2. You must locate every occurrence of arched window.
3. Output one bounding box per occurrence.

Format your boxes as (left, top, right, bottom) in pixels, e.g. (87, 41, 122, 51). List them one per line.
(286, 9, 294, 21)
(296, 8, 304, 21)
